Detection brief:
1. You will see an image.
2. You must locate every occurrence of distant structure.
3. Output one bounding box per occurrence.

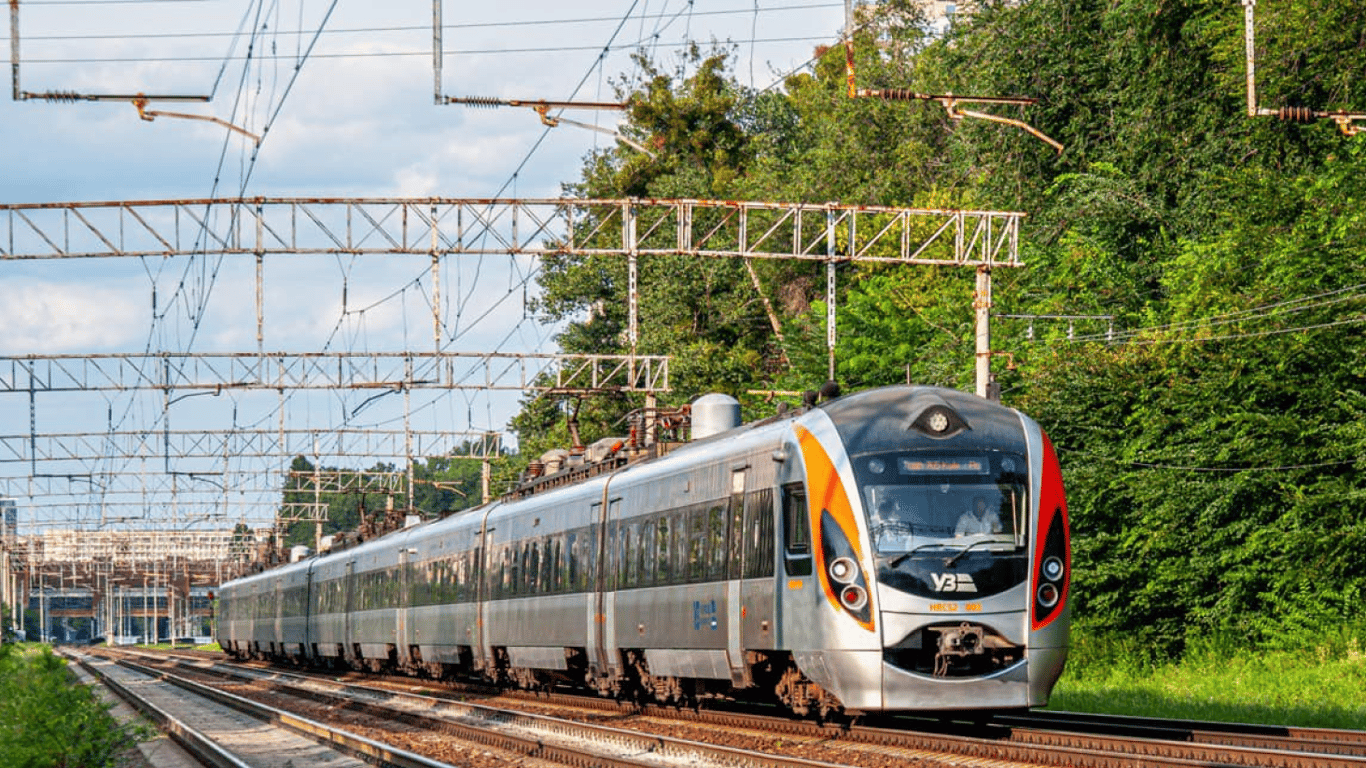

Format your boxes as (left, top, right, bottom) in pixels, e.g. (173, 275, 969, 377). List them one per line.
(1, 499, 15, 542)
(914, 0, 1024, 35)
(925, 0, 957, 32)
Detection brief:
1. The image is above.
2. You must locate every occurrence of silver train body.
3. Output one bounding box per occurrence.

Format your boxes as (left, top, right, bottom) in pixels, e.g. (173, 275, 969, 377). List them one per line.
(217, 385, 1071, 714)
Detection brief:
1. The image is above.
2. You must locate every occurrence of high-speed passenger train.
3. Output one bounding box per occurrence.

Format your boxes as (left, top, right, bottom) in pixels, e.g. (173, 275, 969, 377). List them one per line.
(217, 385, 1070, 716)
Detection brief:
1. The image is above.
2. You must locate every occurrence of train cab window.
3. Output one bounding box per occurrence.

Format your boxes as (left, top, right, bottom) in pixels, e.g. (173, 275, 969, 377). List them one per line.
(858, 451, 1029, 556)
(782, 482, 813, 576)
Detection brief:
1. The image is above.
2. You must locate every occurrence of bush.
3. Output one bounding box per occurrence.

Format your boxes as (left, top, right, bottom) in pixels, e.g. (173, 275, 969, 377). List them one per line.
(0, 644, 144, 768)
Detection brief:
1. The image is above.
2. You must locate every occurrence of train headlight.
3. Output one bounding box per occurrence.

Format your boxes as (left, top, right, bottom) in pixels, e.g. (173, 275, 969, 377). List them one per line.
(911, 404, 967, 437)
(927, 411, 949, 432)
(829, 557, 857, 584)
(1036, 582, 1060, 609)
(818, 509, 874, 628)
(839, 584, 868, 611)
(1042, 556, 1064, 582)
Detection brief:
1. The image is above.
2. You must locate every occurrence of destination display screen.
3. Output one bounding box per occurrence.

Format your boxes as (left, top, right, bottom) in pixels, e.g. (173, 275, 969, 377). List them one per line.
(899, 456, 987, 475)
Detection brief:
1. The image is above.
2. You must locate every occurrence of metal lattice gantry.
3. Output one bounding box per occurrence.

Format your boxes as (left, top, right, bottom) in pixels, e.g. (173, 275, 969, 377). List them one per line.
(1, 196, 1025, 390)
(0, 428, 500, 465)
(0, 197, 1024, 265)
(0, 197, 1026, 544)
(0, 352, 669, 395)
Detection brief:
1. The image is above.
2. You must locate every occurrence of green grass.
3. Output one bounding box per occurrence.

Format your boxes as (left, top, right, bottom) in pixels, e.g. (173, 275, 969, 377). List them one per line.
(0, 643, 148, 768)
(1048, 631, 1366, 730)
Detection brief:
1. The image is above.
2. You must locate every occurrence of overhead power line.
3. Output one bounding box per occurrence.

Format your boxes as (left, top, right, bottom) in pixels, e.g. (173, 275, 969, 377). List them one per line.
(22, 3, 841, 42)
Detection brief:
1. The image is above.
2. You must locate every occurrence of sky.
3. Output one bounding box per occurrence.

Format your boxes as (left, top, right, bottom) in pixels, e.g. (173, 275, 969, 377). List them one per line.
(1, 1, 849, 532)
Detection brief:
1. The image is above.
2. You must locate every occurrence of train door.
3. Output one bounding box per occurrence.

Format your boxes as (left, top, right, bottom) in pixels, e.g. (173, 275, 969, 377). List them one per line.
(586, 497, 615, 679)
(305, 565, 315, 660)
(726, 467, 749, 686)
(343, 560, 356, 663)
(272, 576, 284, 655)
(397, 548, 411, 665)
(475, 506, 498, 676)
(776, 481, 816, 649)
(600, 498, 621, 675)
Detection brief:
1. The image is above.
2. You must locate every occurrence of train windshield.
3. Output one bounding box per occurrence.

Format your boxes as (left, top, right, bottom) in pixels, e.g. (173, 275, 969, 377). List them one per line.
(855, 452, 1028, 555)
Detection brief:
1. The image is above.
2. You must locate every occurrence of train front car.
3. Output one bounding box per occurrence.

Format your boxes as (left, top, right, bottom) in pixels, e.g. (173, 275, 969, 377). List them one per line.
(779, 386, 1069, 713)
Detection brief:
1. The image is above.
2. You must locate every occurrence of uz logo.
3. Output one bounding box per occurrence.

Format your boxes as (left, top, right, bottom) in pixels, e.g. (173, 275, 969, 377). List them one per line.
(932, 573, 978, 593)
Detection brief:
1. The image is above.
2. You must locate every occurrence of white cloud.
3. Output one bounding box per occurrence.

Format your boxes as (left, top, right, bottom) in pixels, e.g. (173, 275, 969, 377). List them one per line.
(2, 279, 145, 353)
(0, 2, 846, 525)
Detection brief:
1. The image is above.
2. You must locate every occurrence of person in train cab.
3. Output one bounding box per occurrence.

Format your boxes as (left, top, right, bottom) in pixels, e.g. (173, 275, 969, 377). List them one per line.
(955, 495, 1002, 536)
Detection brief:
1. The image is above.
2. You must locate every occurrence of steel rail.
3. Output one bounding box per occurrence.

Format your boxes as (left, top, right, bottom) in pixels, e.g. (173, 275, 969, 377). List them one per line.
(64, 650, 290, 768)
(120, 648, 1366, 768)
(77, 651, 475, 768)
(102, 650, 855, 768)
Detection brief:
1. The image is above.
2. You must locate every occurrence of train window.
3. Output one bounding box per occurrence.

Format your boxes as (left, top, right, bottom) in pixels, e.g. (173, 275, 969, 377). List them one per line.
(566, 531, 579, 592)
(744, 488, 776, 579)
(782, 482, 813, 576)
(687, 507, 706, 582)
(454, 552, 466, 602)
(518, 542, 530, 596)
(497, 545, 511, 599)
(728, 494, 746, 581)
(547, 538, 561, 594)
(707, 503, 728, 580)
(609, 522, 625, 587)
(585, 524, 600, 591)
(651, 516, 667, 585)
(528, 540, 541, 594)
(539, 536, 553, 593)
(621, 523, 635, 588)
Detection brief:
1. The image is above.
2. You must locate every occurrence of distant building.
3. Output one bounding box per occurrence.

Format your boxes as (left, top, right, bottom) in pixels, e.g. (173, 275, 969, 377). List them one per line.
(1, 499, 15, 542)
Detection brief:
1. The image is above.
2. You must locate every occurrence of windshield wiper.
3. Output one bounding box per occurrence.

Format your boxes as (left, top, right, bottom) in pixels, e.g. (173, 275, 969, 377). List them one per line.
(945, 539, 994, 568)
(885, 542, 945, 569)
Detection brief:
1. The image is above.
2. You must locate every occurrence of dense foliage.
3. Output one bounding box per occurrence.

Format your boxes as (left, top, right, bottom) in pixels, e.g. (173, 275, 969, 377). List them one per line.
(513, 0, 1366, 658)
(0, 644, 141, 768)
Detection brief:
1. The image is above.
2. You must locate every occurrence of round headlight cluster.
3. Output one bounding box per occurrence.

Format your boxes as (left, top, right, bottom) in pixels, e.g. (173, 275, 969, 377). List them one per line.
(1037, 555, 1065, 608)
(839, 584, 868, 611)
(829, 557, 858, 584)
(1042, 556, 1064, 581)
(1036, 582, 1060, 608)
(927, 410, 950, 433)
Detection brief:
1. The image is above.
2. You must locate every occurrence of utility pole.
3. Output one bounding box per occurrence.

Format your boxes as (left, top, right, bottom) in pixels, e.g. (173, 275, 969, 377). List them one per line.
(975, 266, 993, 399)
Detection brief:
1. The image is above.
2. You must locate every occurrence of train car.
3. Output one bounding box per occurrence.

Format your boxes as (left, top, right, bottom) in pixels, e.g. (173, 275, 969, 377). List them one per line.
(217, 384, 1070, 715)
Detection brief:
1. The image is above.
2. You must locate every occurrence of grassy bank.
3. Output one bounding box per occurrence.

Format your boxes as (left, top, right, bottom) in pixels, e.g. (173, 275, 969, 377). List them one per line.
(0, 643, 145, 768)
(1048, 630, 1366, 730)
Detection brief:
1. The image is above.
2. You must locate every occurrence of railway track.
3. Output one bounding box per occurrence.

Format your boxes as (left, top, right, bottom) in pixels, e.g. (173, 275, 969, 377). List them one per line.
(61, 648, 432, 768)
(88, 647, 1366, 768)
(74, 647, 858, 768)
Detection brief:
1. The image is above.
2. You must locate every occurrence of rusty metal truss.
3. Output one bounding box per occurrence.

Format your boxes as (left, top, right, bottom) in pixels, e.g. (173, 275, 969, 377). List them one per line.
(0, 351, 668, 394)
(277, 503, 331, 523)
(0, 198, 1025, 266)
(289, 469, 407, 494)
(0, 429, 501, 464)
(7, 471, 285, 501)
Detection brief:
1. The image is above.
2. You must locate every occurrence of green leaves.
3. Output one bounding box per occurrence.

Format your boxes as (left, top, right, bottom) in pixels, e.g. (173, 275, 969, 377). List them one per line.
(504, 0, 1366, 661)
(0, 645, 141, 768)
